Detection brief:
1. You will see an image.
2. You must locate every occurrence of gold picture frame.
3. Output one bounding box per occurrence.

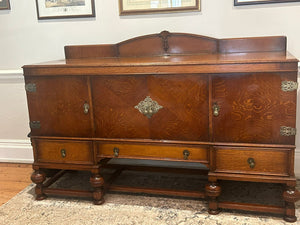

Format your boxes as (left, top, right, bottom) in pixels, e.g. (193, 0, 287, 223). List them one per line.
(36, 0, 95, 20)
(119, 0, 200, 15)
(0, 0, 10, 10)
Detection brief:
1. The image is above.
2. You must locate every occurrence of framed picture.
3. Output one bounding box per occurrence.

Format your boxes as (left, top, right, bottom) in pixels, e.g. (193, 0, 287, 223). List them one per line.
(0, 0, 10, 10)
(36, 0, 95, 19)
(119, 0, 200, 15)
(234, 0, 300, 5)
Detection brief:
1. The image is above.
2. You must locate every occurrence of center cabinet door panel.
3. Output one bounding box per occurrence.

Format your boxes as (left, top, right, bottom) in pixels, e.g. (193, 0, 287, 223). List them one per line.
(92, 75, 209, 141)
(92, 76, 150, 139)
(148, 75, 209, 141)
(25, 76, 92, 137)
(212, 72, 297, 144)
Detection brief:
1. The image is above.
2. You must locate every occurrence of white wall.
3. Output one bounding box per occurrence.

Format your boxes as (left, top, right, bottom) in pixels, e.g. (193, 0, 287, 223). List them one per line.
(0, 1, 300, 174)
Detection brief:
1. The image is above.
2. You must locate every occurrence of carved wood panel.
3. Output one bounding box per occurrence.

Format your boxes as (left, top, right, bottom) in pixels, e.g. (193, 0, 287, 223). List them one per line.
(148, 75, 209, 141)
(92, 76, 150, 139)
(212, 72, 297, 144)
(92, 75, 209, 141)
(25, 76, 92, 137)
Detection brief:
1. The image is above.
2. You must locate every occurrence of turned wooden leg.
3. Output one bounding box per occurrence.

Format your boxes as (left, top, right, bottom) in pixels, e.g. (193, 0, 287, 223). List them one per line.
(31, 170, 47, 200)
(90, 173, 105, 205)
(205, 181, 221, 215)
(283, 184, 300, 223)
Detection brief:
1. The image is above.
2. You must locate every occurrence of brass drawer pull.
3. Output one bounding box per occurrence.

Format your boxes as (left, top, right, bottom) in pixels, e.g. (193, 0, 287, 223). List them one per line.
(61, 149, 66, 158)
(113, 147, 119, 157)
(213, 102, 220, 117)
(247, 158, 255, 169)
(183, 150, 190, 160)
(83, 102, 90, 114)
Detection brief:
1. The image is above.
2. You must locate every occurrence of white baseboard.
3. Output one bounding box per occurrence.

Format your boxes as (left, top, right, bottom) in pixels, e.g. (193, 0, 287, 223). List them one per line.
(0, 139, 33, 163)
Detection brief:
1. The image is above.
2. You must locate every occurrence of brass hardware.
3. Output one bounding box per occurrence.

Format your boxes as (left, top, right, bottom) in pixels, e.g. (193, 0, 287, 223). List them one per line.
(280, 126, 296, 136)
(281, 81, 298, 92)
(213, 102, 220, 117)
(83, 102, 90, 114)
(183, 150, 190, 160)
(134, 96, 163, 119)
(25, 83, 36, 92)
(113, 147, 119, 157)
(30, 121, 41, 129)
(247, 158, 255, 169)
(61, 149, 66, 158)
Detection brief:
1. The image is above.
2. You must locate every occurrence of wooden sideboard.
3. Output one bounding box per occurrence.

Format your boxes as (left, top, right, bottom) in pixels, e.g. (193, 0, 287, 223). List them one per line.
(23, 31, 300, 222)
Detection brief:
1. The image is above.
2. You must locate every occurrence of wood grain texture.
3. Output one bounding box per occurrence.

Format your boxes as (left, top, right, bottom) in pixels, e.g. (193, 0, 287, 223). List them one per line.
(92, 75, 149, 139)
(212, 72, 297, 144)
(25, 76, 93, 137)
(97, 142, 208, 163)
(0, 163, 32, 206)
(34, 140, 94, 165)
(214, 147, 290, 176)
(148, 75, 209, 141)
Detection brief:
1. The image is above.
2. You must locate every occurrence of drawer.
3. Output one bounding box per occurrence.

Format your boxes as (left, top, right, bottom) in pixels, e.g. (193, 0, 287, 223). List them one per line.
(214, 147, 290, 176)
(35, 140, 94, 165)
(97, 143, 208, 163)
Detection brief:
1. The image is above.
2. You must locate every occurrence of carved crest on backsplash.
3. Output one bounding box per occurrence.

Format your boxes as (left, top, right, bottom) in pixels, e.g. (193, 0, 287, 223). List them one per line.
(159, 30, 171, 53)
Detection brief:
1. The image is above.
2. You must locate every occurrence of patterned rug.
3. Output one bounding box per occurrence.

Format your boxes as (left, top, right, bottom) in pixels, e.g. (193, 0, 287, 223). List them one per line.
(0, 169, 299, 225)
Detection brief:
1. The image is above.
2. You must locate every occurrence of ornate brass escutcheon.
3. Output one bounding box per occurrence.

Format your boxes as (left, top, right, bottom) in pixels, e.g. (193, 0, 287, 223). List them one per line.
(212, 102, 220, 117)
(30, 121, 41, 129)
(113, 147, 119, 157)
(247, 158, 255, 169)
(281, 81, 298, 92)
(61, 149, 66, 158)
(183, 150, 190, 160)
(25, 83, 36, 92)
(134, 96, 163, 119)
(280, 126, 296, 136)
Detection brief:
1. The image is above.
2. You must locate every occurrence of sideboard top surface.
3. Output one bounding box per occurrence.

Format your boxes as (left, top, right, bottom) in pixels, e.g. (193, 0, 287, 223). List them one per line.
(23, 31, 298, 76)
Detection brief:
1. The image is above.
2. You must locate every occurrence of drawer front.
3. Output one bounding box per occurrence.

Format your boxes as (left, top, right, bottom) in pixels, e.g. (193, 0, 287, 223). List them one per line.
(35, 140, 94, 165)
(97, 143, 208, 163)
(214, 147, 290, 176)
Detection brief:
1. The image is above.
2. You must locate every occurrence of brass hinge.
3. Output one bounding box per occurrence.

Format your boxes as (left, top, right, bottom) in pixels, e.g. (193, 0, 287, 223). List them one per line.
(280, 126, 296, 136)
(281, 81, 298, 92)
(25, 83, 36, 92)
(30, 121, 41, 129)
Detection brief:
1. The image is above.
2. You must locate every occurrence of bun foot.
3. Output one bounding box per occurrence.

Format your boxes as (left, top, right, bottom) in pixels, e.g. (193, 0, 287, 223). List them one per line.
(93, 199, 105, 205)
(208, 208, 221, 215)
(284, 215, 297, 223)
(36, 194, 47, 201)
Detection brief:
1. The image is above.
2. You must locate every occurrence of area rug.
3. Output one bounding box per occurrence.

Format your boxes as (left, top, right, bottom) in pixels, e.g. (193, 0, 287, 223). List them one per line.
(0, 170, 299, 225)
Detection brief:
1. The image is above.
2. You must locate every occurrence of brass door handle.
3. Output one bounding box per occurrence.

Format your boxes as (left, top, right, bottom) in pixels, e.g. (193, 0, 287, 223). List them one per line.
(247, 158, 255, 169)
(183, 150, 190, 160)
(83, 102, 90, 114)
(113, 147, 119, 157)
(213, 102, 220, 117)
(61, 149, 66, 158)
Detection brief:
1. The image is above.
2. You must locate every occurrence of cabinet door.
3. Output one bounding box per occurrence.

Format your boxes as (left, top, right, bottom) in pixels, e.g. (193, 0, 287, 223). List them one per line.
(25, 76, 92, 137)
(92, 75, 209, 141)
(212, 72, 297, 144)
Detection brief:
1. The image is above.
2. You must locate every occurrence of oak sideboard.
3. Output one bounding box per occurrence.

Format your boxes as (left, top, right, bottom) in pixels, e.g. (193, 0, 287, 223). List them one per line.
(23, 31, 300, 222)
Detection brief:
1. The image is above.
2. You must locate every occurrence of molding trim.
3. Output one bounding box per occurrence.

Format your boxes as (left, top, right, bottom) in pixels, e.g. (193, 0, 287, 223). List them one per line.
(0, 69, 23, 82)
(0, 139, 33, 163)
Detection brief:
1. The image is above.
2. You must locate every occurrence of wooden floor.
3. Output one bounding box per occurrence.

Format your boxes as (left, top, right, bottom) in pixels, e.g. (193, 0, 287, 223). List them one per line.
(0, 163, 33, 206)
